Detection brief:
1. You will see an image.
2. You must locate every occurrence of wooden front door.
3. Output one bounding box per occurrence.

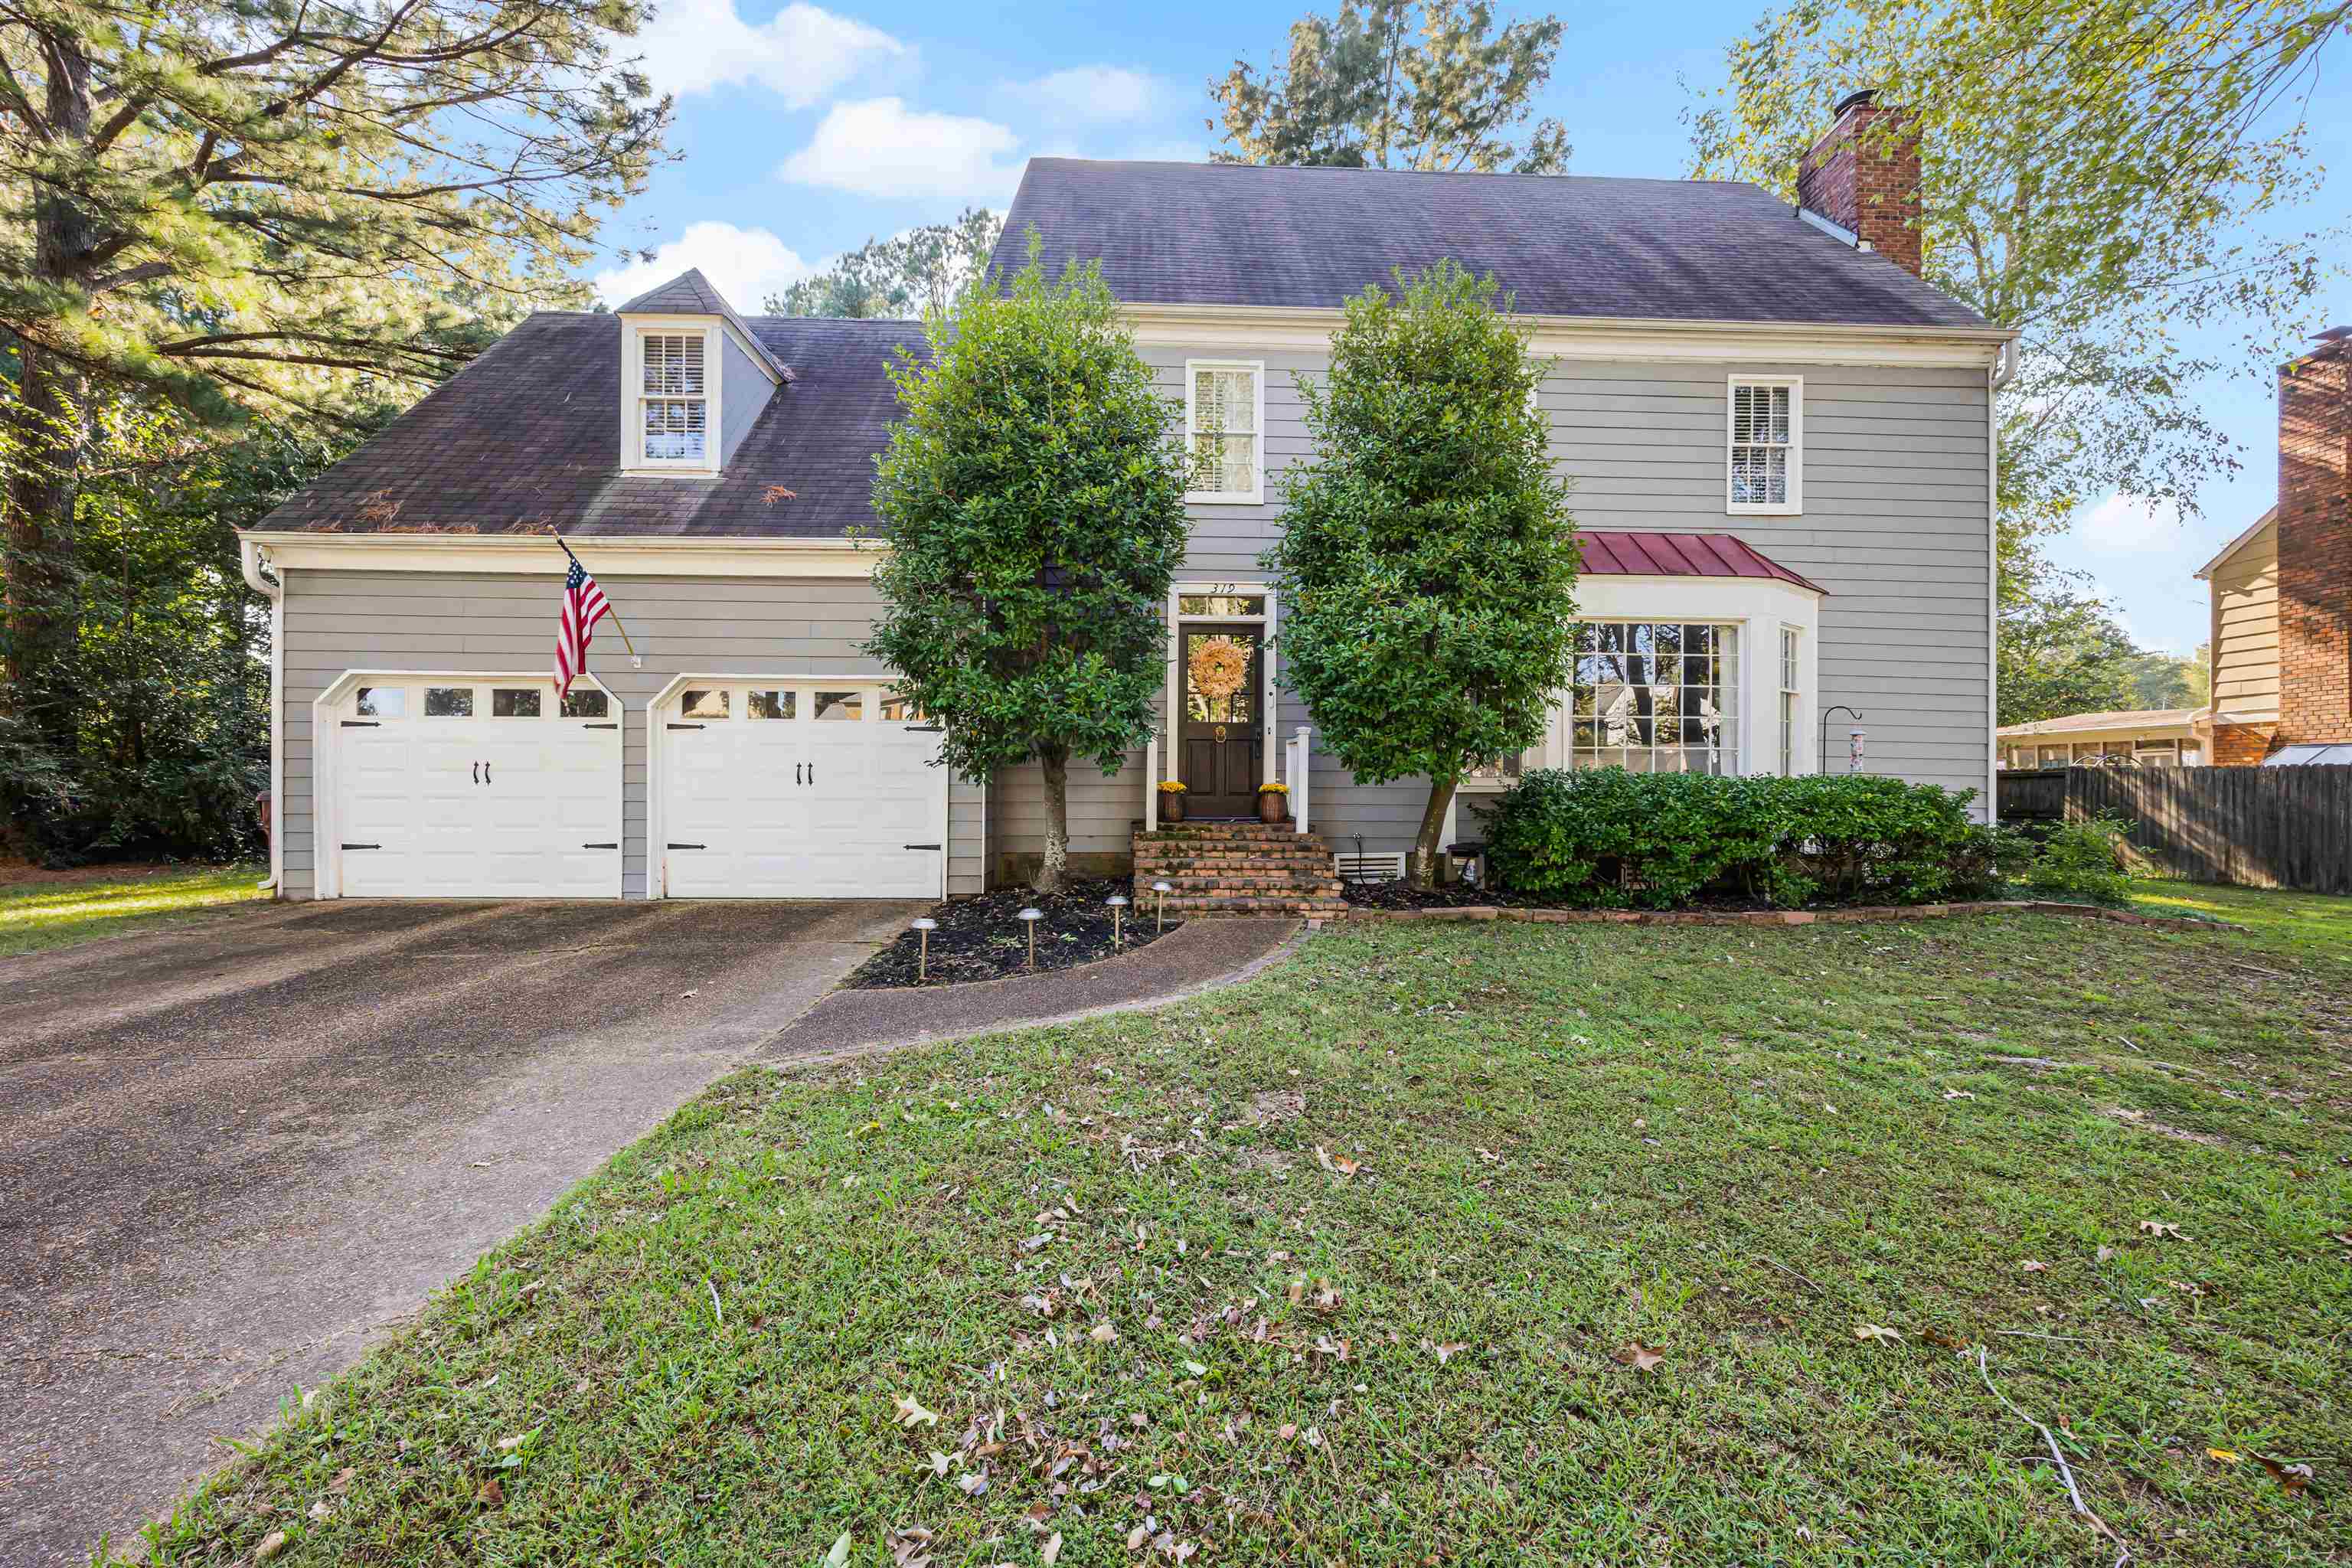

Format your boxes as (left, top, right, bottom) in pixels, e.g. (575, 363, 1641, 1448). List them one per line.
(1178, 625, 1263, 817)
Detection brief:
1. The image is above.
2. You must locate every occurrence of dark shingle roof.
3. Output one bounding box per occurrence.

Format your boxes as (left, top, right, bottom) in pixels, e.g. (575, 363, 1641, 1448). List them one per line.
(254, 312, 922, 538)
(995, 158, 1988, 330)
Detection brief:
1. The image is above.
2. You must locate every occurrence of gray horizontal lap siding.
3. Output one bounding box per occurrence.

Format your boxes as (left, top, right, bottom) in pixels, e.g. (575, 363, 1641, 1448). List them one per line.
(278, 570, 983, 900)
(1084, 348, 1994, 854)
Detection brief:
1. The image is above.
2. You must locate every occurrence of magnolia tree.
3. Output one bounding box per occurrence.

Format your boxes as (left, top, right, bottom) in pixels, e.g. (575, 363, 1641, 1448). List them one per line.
(866, 240, 1190, 893)
(1266, 260, 1579, 887)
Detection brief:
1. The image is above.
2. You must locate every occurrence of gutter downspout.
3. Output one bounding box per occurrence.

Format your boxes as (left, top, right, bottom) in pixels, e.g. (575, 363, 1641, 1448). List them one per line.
(240, 534, 284, 895)
(1988, 338, 2018, 814)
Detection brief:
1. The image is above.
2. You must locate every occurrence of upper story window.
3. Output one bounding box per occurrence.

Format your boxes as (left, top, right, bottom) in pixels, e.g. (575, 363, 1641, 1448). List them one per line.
(638, 330, 709, 466)
(1726, 377, 1801, 514)
(1186, 361, 1263, 504)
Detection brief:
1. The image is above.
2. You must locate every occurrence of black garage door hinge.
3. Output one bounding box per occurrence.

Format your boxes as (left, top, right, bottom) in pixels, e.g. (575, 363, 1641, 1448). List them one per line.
(582, 841, 618, 848)
(584, 721, 619, 729)
(666, 722, 705, 730)
(906, 724, 944, 732)
(340, 720, 380, 727)
(903, 842, 942, 851)
(341, 842, 382, 850)
(667, 842, 706, 849)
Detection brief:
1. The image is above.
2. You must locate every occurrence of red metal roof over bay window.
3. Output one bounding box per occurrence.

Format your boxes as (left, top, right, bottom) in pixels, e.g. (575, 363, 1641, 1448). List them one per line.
(1575, 531, 1827, 595)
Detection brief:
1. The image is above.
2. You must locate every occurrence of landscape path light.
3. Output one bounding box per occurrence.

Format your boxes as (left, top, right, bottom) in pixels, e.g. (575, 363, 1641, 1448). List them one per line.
(910, 916, 938, 983)
(1152, 880, 1171, 932)
(1107, 893, 1129, 948)
(1018, 906, 1044, 969)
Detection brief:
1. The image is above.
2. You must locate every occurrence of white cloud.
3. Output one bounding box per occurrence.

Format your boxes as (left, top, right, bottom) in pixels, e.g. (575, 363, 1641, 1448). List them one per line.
(626, 0, 904, 103)
(2076, 492, 2184, 553)
(777, 97, 1025, 204)
(593, 222, 814, 309)
(999, 65, 1168, 126)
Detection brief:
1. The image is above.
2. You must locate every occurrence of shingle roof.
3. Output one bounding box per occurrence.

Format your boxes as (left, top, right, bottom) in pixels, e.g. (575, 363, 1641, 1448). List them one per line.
(253, 312, 922, 538)
(1577, 531, 1826, 594)
(618, 266, 793, 382)
(995, 158, 1990, 330)
(1996, 707, 2207, 738)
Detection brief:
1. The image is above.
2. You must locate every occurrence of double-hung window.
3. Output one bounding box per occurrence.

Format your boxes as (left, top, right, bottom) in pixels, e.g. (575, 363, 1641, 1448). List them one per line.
(639, 331, 709, 466)
(1779, 626, 1802, 775)
(1185, 361, 1263, 503)
(1726, 377, 1801, 513)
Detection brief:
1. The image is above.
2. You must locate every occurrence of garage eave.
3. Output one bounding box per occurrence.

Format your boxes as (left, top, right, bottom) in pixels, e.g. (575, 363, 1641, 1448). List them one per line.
(239, 530, 888, 578)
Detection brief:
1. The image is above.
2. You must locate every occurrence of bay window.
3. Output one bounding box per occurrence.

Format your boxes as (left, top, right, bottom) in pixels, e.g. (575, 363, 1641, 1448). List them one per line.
(1566, 621, 1740, 774)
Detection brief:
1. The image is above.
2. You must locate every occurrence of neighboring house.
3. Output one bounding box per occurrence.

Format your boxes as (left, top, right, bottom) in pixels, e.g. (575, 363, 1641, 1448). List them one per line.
(239, 90, 2013, 903)
(1998, 325, 2352, 770)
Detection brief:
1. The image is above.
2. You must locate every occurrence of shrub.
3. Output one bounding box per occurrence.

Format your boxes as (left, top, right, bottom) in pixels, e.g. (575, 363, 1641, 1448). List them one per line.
(1478, 768, 1992, 909)
(2023, 815, 2137, 906)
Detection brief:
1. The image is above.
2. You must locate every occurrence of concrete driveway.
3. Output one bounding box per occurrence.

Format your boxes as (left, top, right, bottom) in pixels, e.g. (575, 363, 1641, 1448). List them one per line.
(0, 897, 922, 1566)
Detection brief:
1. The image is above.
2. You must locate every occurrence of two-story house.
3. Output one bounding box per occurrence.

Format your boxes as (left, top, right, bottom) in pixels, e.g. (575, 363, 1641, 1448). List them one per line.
(239, 90, 2012, 905)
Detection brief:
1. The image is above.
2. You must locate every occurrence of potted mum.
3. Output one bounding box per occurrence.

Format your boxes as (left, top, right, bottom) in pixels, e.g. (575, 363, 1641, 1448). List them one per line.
(1256, 780, 1289, 825)
(1157, 779, 1187, 824)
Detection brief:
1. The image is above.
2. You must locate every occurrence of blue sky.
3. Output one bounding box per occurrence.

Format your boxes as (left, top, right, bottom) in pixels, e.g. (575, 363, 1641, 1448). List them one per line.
(589, 0, 2350, 657)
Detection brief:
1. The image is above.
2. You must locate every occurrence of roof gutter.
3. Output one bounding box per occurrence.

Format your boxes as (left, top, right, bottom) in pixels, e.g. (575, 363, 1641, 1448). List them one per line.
(240, 537, 285, 896)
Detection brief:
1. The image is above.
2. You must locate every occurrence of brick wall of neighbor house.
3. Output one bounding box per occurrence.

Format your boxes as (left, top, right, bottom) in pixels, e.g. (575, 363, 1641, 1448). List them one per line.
(1796, 90, 1924, 279)
(2276, 331, 2352, 746)
(276, 570, 986, 900)
(2211, 723, 2278, 766)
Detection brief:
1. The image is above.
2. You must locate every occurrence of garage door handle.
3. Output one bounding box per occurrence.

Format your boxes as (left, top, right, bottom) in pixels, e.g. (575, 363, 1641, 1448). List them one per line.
(795, 763, 804, 785)
(341, 842, 382, 850)
(472, 761, 480, 785)
(667, 842, 706, 849)
(485, 762, 492, 784)
(582, 841, 618, 848)
(903, 843, 942, 851)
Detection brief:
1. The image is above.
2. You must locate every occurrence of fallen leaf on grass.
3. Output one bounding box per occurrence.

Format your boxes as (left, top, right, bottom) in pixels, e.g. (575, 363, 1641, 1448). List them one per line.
(1921, 1327, 1971, 1351)
(1854, 1324, 1903, 1344)
(308, 1500, 332, 1523)
(887, 1525, 936, 1567)
(1314, 1145, 1361, 1178)
(1428, 1340, 1468, 1365)
(477, 1477, 505, 1507)
(956, 1473, 988, 1496)
(1613, 1341, 1668, 1372)
(2254, 1455, 2317, 1494)
(1041, 1532, 1064, 1564)
(254, 1531, 289, 1562)
(327, 1466, 355, 1493)
(893, 1394, 941, 1429)
(1942, 1089, 1975, 1101)
(496, 1429, 536, 1451)
(2208, 1448, 2242, 1464)
(821, 1530, 853, 1568)
(1089, 1321, 1119, 1344)
(2020, 1260, 2049, 1273)
(2139, 1220, 2185, 1240)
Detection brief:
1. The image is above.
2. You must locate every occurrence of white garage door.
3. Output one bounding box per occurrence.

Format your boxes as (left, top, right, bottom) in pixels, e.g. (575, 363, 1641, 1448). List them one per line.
(658, 681, 947, 899)
(330, 677, 622, 898)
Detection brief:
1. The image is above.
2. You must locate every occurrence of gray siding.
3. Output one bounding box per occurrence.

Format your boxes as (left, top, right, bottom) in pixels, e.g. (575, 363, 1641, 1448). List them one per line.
(718, 333, 772, 469)
(1129, 348, 1994, 851)
(278, 570, 983, 900)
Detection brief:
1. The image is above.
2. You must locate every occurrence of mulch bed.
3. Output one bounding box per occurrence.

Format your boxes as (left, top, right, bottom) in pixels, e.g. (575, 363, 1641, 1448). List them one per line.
(1341, 879, 1785, 914)
(843, 877, 1183, 989)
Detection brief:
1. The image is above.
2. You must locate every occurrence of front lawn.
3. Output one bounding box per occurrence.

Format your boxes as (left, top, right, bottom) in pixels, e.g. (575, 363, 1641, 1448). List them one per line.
(0, 862, 265, 958)
(122, 904, 2349, 1566)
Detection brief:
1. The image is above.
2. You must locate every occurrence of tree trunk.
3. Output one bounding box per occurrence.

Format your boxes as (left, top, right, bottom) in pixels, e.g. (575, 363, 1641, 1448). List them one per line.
(1410, 770, 1458, 889)
(2, 341, 87, 733)
(1035, 745, 1070, 893)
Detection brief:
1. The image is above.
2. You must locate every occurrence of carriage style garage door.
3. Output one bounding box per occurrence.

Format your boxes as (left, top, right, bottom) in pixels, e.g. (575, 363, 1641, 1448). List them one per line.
(325, 675, 622, 898)
(656, 679, 948, 899)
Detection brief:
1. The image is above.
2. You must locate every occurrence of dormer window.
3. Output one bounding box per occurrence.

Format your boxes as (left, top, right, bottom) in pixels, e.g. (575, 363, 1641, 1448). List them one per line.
(638, 331, 709, 465)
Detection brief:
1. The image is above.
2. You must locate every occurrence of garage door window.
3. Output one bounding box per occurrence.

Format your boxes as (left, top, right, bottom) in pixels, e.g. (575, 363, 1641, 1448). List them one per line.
(492, 688, 543, 718)
(356, 685, 405, 719)
(748, 689, 795, 720)
(681, 688, 729, 719)
(814, 690, 863, 722)
(425, 686, 473, 717)
(879, 691, 924, 721)
(559, 688, 609, 719)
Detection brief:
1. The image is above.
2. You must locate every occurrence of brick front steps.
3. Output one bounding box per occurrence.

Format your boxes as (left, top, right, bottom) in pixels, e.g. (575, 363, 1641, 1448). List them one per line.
(1329, 900, 2226, 932)
(1133, 822, 1348, 919)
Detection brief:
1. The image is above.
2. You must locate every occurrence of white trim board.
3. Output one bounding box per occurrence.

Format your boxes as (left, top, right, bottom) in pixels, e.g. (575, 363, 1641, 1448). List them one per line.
(240, 531, 884, 577)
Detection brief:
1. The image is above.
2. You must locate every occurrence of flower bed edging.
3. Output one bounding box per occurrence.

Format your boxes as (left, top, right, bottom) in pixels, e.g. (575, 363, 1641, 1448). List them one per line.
(1329, 900, 2224, 933)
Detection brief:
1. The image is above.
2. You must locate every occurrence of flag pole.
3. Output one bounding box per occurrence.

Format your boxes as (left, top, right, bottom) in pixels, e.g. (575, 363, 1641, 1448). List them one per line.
(555, 534, 643, 667)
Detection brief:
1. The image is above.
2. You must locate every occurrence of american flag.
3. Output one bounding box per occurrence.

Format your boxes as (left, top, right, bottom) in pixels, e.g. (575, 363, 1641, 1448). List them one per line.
(554, 550, 611, 697)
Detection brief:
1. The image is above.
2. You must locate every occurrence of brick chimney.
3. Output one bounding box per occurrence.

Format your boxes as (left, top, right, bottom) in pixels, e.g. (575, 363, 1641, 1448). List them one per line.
(2275, 326, 2352, 747)
(1796, 88, 1924, 278)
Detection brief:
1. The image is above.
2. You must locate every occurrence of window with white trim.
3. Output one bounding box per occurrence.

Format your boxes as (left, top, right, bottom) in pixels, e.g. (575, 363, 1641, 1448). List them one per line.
(639, 331, 708, 465)
(1567, 621, 1740, 774)
(1727, 377, 1800, 512)
(1186, 361, 1262, 502)
(1779, 626, 1801, 775)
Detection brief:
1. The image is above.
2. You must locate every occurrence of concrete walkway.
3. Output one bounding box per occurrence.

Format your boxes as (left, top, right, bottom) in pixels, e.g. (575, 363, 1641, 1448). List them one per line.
(762, 916, 1301, 1063)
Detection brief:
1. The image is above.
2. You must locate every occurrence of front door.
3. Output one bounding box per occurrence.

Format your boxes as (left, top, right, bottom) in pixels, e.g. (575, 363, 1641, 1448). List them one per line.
(1178, 624, 1263, 817)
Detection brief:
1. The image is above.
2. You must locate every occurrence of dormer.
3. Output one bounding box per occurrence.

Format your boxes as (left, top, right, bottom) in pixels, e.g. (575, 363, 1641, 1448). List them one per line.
(614, 268, 792, 476)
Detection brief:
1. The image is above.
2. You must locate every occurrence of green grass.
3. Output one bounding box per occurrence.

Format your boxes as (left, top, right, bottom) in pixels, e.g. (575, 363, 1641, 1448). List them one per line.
(0, 864, 265, 958)
(116, 903, 2350, 1566)
(2130, 877, 2352, 965)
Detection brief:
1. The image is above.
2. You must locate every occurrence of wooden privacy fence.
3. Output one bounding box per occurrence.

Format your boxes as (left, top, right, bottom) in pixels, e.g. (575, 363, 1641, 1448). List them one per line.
(1997, 765, 2352, 894)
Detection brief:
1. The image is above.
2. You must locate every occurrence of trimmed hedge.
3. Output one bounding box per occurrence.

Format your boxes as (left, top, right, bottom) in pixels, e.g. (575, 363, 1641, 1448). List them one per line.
(1477, 768, 2020, 909)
